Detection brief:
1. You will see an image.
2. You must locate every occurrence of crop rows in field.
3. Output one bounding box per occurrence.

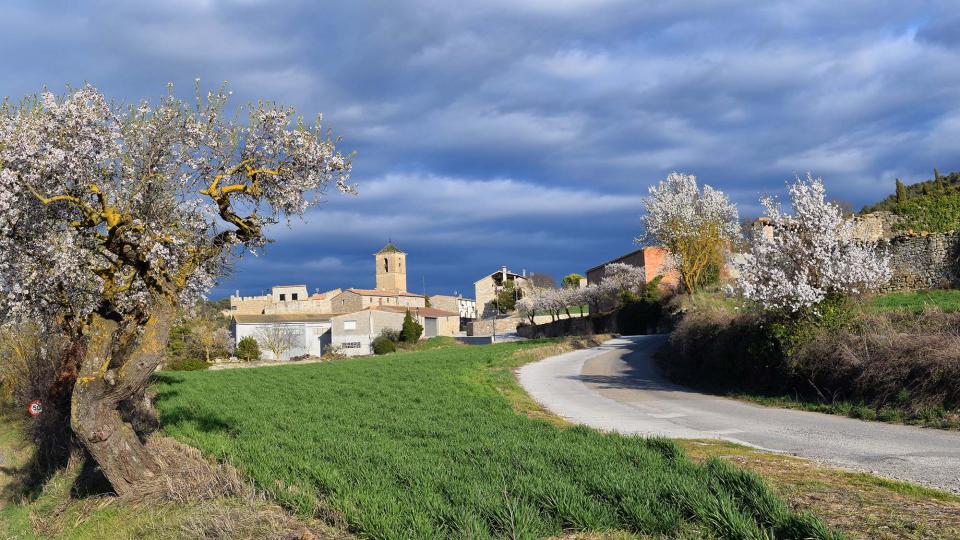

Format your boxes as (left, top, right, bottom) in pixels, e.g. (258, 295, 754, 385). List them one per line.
(154, 341, 836, 539)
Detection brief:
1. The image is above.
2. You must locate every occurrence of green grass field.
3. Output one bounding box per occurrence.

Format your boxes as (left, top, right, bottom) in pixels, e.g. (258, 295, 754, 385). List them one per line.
(154, 340, 837, 539)
(868, 289, 960, 313)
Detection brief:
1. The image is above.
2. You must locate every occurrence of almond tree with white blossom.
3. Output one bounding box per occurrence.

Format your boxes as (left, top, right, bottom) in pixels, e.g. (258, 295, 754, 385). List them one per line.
(638, 172, 740, 293)
(733, 175, 890, 314)
(599, 262, 646, 300)
(0, 84, 352, 494)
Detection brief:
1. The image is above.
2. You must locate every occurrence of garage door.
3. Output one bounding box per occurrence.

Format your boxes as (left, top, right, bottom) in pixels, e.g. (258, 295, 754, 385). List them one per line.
(424, 317, 438, 338)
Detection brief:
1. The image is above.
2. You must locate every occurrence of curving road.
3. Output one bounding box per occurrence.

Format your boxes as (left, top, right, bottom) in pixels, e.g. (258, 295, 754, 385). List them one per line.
(517, 335, 960, 493)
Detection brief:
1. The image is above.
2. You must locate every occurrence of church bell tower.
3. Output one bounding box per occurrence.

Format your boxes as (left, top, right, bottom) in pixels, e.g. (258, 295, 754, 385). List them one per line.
(375, 241, 407, 292)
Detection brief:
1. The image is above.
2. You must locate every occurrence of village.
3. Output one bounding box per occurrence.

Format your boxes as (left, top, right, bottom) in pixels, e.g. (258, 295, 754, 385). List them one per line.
(3, 3, 960, 539)
(223, 204, 960, 364)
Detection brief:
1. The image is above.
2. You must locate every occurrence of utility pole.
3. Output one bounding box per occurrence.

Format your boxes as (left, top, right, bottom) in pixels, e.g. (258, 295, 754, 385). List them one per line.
(493, 284, 499, 343)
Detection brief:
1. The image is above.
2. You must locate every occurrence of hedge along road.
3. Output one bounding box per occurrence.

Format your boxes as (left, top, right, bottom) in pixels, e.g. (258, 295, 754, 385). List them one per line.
(518, 336, 960, 493)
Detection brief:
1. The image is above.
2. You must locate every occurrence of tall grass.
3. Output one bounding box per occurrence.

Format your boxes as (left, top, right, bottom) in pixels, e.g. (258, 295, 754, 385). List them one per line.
(153, 341, 837, 539)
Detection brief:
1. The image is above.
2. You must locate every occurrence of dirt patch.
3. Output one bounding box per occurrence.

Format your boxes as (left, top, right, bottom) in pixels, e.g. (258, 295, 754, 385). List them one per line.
(0, 419, 351, 539)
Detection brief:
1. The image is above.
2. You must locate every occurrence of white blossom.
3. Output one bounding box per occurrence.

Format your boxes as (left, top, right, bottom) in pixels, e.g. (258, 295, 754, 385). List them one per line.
(518, 264, 647, 323)
(0, 84, 352, 327)
(733, 174, 891, 313)
(638, 172, 739, 291)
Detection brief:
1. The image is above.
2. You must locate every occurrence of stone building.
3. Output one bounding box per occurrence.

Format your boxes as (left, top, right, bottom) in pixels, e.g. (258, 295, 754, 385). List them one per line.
(474, 266, 530, 317)
(329, 288, 426, 312)
(429, 294, 478, 328)
(229, 241, 463, 358)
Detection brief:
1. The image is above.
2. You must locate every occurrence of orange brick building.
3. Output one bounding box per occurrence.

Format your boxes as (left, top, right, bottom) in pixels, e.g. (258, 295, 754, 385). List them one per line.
(585, 246, 681, 291)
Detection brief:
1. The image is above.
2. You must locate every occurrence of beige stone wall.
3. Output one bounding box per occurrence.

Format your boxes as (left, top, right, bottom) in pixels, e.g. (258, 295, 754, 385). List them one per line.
(272, 285, 308, 302)
(332, 290, 427, 313)
(850, 211, 903, 241)
(262, 298, 335, 314)
(531, 312, 588, 325)
(436, 315, 459, 336)
(396, 295, 425, 308)
(331, 291, 364, 313)
(475, 276, 497, 315)
(375, 251, 407, 292)
(475, 275, 530, 317)
(229, 295, 271, 315)
(467, 317, 521, 336)
(429, 295, 459, 314)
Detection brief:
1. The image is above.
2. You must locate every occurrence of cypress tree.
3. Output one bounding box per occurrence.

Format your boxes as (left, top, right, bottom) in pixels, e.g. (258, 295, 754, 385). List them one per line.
(935, 168, 945, 191)
(401, 310, 423, 342)
(895, 178, 907, 204)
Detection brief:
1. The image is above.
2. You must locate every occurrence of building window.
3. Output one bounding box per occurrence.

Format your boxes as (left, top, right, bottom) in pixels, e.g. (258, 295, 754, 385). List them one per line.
(292, 293, 298, 300)
(343, 320, 357, 330)
(384, 258, 389, 272)
(343, 341, 361, 349)
(279, 293, 286, 301)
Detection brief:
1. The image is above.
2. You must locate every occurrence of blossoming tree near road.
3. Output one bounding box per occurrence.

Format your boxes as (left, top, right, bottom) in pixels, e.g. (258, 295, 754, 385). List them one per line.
(638, 172, 740, 293)
(0, 84, 352, 495)
(733, 175, 891, 313)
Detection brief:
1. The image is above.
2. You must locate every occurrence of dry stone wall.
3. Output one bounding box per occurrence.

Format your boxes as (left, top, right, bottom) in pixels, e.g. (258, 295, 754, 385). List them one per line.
(880, 232, 960, 291)
(848, 212, 960, 292)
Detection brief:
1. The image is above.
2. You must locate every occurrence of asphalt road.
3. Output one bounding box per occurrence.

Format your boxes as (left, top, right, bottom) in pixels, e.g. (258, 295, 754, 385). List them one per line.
(517, 335, 960, 493)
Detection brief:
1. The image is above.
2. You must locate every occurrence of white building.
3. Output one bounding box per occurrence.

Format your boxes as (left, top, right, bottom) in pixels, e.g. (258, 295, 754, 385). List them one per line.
(232, 313, 333, 361)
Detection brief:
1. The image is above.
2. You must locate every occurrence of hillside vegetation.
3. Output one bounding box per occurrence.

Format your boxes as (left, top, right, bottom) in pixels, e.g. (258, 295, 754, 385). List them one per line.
(861, 170, 960, 232)
(154, 340, 837, 539)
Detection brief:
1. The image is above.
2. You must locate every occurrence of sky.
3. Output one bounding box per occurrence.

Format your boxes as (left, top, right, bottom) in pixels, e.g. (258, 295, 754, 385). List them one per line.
(3, 1, 960, 299)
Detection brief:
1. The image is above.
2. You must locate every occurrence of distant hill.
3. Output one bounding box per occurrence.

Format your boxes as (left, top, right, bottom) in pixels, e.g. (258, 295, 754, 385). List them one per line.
(861, 170, 960, 233)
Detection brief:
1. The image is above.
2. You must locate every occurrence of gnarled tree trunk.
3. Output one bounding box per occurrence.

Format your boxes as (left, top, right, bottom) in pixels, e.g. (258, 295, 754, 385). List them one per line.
(70, 302, 176, 496)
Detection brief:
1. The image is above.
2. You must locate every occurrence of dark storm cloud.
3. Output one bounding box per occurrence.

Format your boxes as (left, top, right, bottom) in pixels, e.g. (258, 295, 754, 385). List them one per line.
(2, 0, 959, 297)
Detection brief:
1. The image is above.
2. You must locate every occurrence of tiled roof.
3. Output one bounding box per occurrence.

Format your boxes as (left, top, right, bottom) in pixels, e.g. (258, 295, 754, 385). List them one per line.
(233, 313, 334, 324)
(376, 241, 405, 254)
(585, 248, 648, 274)
(372, 306, 458, 317)
(310, 288, 342, 300)
(473, 269, 527, 284)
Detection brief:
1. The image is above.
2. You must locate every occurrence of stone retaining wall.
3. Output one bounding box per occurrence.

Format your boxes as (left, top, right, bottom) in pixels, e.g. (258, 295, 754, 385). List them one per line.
(881, 232, 960, 291)
(467, 317, 521, 336)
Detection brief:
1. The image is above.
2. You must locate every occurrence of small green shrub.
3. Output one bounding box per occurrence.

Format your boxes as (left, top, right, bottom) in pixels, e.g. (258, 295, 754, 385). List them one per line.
(379, 328, 401, 343)
(166, 357, 209, 371)
(372, 336, 396, 355)
(236, 336, 260, 361)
